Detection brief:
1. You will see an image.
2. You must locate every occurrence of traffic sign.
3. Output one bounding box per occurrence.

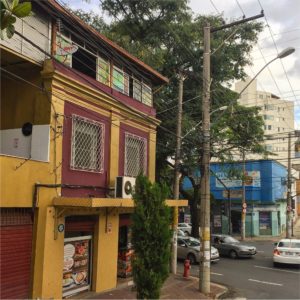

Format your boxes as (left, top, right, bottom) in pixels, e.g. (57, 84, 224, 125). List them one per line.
(242, 203, 247, 209)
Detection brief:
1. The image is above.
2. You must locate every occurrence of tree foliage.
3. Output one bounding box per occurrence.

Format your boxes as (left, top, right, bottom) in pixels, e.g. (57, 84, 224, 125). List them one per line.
(131, 175, 171, 299)
(1, 0, 31, 39)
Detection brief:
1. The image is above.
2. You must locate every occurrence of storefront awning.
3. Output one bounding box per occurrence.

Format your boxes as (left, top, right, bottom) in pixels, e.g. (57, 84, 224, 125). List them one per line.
(53, 197, 188, 208)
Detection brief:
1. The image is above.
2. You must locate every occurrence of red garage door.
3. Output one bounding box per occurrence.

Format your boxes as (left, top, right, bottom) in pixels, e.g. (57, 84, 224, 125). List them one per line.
(0, 208, 33, 299)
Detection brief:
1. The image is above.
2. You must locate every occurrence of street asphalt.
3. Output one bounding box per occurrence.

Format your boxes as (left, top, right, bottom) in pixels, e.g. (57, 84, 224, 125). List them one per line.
(178, 240, 300, 299)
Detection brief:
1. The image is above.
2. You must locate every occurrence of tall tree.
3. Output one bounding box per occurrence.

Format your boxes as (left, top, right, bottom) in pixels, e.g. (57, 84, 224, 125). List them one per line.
(131, 175, 171, 299)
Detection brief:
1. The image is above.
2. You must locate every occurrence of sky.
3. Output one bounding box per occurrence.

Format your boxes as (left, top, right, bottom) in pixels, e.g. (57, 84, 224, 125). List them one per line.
(64, 0, 299, 129)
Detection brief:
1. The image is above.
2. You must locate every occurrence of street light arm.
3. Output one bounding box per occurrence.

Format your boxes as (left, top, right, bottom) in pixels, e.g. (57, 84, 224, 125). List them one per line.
(238, 56, 277, 97)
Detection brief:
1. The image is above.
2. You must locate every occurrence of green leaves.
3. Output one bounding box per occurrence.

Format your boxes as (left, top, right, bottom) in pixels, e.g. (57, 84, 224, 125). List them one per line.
(1, 0, 31, 39)
(12, 2, 31, 18)
(131, 175, 171, 299)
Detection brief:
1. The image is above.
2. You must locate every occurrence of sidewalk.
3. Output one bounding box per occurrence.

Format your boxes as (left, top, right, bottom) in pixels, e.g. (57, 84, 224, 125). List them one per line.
(293, 217, 300, 239)
(72, 274, 227, 299)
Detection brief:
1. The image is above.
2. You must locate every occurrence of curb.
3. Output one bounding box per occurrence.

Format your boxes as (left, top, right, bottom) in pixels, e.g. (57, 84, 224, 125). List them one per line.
(188, 276, 228, 299)
(212, 283, 228, 299)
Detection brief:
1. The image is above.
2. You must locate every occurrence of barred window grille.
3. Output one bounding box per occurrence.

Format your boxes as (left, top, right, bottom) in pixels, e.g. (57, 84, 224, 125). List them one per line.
(71, 115, 104, 173)
(124, 133, 147, 177)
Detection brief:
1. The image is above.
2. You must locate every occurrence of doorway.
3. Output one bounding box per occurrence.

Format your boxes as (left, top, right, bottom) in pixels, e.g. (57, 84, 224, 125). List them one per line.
(231, 210, 241, 234)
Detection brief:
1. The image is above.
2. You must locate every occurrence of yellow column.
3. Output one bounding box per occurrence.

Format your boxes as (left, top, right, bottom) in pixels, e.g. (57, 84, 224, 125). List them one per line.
(31, 205, 65, 299)
(148, 129, 157, 182)
(109, 111, 121, 188)
(92, 210, 119, 292)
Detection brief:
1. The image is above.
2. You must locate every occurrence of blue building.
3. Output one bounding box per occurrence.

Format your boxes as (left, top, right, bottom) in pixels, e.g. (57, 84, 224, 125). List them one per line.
(183, 160, 288, 237)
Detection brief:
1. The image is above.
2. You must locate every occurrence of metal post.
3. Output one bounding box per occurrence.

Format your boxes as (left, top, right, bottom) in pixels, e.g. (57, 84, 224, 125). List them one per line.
(228, 190, 231, 235)
(241, 150, 246, 241)
(286, 132, 292, 238)
(199, 23, 211, 294)
(171, 70, 185, 274)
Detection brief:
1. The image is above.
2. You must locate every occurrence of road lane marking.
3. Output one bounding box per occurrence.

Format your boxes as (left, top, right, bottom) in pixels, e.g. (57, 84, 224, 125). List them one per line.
(256, 250, 264, 253)
(254, 265, 300, 274)
(248, 279, 283, 286)
(211, 272, 223, 276)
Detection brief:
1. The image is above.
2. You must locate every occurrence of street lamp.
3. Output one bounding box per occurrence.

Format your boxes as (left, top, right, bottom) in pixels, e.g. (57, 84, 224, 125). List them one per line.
(237, 47, 295, 97)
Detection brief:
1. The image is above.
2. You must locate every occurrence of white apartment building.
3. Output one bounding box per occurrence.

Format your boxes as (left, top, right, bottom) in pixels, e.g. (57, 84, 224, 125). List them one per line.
(235, 77, 295, 162)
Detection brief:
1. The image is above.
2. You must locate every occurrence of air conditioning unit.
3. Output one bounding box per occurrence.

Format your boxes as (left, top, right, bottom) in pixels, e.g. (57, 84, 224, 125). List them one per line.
(115, 176, 136, 198)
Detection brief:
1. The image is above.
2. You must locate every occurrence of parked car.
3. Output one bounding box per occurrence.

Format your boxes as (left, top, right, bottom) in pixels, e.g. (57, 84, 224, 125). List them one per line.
(211, 234, 256, 258)
(177, 229, 186, 237)
(273, 239, 300, 266)
(177, 236, 219, 264)
(178, 223, 192, 236)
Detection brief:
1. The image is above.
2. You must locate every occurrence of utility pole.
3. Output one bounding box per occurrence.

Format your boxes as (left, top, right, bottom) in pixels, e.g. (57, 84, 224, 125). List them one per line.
(199, 12, 264, 294)
(241, 150, 246, 241)
(286, 132, 292, 238)
(199, 23, 211, 294)
(172, 69, 185, 274)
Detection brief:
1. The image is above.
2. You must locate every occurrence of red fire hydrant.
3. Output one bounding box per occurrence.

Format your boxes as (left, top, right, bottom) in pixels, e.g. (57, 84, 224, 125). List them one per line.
(183, 259, 191, 278)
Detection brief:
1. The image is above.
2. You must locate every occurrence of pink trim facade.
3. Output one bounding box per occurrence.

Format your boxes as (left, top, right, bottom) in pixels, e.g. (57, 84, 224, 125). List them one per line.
(118, 123, 149, 176)
(62, 101, 111, 197)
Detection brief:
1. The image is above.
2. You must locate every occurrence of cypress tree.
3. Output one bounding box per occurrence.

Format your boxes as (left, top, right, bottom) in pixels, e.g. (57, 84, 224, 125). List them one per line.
(131, 175, 171, 299)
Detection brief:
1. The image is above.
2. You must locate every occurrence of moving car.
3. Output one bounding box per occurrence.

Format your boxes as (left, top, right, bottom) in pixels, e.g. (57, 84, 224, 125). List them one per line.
(178, 223, 192, 236)
(177, 236, 219, 264)
(273, 239, 300, 266)
(211, 234, 256, 258)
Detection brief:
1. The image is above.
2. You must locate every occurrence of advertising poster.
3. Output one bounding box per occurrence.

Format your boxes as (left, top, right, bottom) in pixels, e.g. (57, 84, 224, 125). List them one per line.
(216, 171, 261, 188)
(62, 236, 91, 297)
(55, 34, 74, 67)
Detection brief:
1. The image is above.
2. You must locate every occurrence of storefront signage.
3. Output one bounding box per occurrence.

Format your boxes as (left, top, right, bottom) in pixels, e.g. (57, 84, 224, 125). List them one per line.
(216, 171, 261, 188)
(222, 190, 243, 199)
(62, 236, 91, 298)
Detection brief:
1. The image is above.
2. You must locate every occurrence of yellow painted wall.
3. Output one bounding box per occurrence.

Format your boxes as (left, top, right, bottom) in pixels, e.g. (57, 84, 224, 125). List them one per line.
(109, 112, 120, 188)
(1, 72, 50, 130)
(93, 210, 119, 292)
(31, 205, 65, 299)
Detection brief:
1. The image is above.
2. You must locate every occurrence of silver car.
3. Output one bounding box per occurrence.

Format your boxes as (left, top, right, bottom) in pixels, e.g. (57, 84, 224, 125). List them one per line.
(177, 223, 192, 236)
(177, 236, 219, 264)
(211, 234, 256, 258)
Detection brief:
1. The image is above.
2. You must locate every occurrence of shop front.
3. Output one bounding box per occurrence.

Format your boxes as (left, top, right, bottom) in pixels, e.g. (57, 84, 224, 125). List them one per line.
(62, 216, 97, 297)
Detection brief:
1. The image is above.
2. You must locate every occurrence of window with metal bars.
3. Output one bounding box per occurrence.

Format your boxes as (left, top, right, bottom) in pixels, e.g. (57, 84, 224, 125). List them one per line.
(71, 115, 104, 173)
(124, 133, 147, 177)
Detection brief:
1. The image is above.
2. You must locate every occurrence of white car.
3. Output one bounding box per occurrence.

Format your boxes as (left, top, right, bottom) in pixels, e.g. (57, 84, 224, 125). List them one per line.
(177, 223, 192, 236)
(177, 229, 186, 237)
(273, 239, 300, 266)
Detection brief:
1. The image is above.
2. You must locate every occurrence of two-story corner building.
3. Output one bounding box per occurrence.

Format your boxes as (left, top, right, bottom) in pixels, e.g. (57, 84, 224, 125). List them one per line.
(0, 1, 186, 299)
(209, 160, 288, 237)
(182, 160, 288, 238)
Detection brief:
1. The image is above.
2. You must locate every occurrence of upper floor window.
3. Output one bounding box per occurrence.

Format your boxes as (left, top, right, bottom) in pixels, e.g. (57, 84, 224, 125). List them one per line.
(124, 133, 147, 177)
(71, 115, 104, 173)
(133, 78, 153, 106)
(97, 57, 110, 86)
(264, 104, 274, 111)
(264, 115, 274, 120)
(112, 66, 129, 95)
(265, 144, 273, 151)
